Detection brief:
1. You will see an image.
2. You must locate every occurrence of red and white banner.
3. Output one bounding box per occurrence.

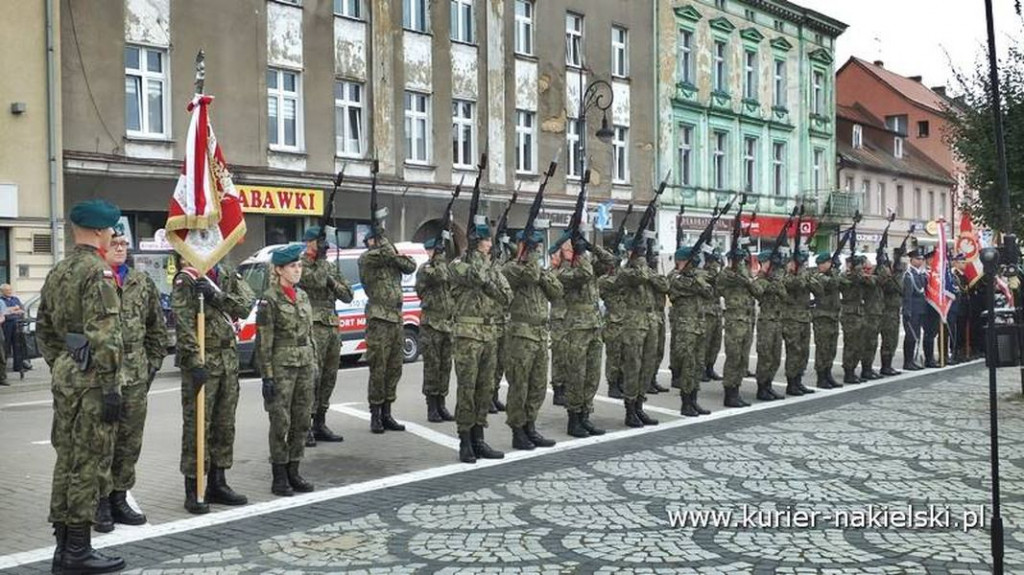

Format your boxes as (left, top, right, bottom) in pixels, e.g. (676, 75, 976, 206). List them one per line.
(956, 213, 984, 287)
(926, 217, 954, 321)
(165, 94, 247, 275)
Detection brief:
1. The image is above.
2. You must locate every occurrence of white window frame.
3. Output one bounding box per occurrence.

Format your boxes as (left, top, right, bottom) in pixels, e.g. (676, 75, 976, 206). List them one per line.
(894, 137, 904, 159)
(897, 185, 905, 217)
(813, 148, 825, 191)
(404, 91, 431, 164)
(566, 13, 583, 68)
(772, 59, 786, 108)
(743, 136, 757, 192)
(566, 118, 581, 179)
(845, 176, 854, 192)
(678, 124, 693, 186)
(451, 99, 476, 169)
(612, 125, 629, 183)
(812, 70, 825, 115)
(514, 0, 534, 56)
(450, 0, 474, 43)
(612, 26, 629, 78)
(267, 68, 303, 151)
(861, 179, 871, 211)
(404, 0, 428, 32)
(678, 29, 694, 85)
(334, 0, 361, 18)
(852, 124, 863, 149)
(125, 45, 169, 139)
(334, 80, 364, 158)
(743, 49, 758, 100)
(914, 187, 923, 216)
(772, 141, 786, 196)
(515, 110, 536, 174)
(877, 182, 887, 214)
(928, 189, 936, 219)
(712, 131, 728, 190)
(713, 40, 727, 93)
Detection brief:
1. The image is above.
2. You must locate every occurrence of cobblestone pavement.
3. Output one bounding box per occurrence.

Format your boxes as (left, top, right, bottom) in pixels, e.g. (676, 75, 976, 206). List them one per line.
(6, 363, 1023, 574)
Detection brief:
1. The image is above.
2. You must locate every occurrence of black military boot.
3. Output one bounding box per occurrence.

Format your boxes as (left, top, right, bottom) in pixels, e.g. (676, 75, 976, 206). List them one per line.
(705, 365, 724, 381)
(437, 396, 455, 421)
(795, 376, 815, 394)
(567, 411, 589, 437)
(305, 428, 317, 448)
(60, 523, 125, 574)
(458, 431, 477, 463)
(271, 463, 294, 497)
(700, 369, 710, 383)
(624, 400, 643, 428)
(816, 371, 833, 390)
(511, 427, 536, 450)
(785, 377, 805, 397)
(608, 379, 624, 399)
(826, 370, 843, 387)
(552, 384, 567, 406)
(109, 490, 146, 525)
(691, 390, 711, 415)
(843, 368, 861, 384)
(861, 363, 881, 380)
(880, 356, 901, 376)
(207, 466, 248, 506)
(286, 461, 314, 493)
(724, 386, 750, 407)
(755, 380, 776, 401)
(649, 376, 670, 393)
(381, 402, 406, 431)
(470, 425, 505, 459)
(52, 523, 66, 574)
(679, 392, 700, 417)
(636, 398, 660, 425)
(426, 396, 443, 423)
(313, 408, 344, 442)
(524, 422, 556, 447)
(580, 411, 606, 436)
(93, 495, 114, 533)
(491, 388, 506, 413)
(369, 404, 385, 434)
(183, 476, 209, 515)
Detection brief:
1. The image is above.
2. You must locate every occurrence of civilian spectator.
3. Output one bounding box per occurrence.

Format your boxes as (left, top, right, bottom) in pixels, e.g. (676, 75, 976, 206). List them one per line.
(0, 284, 29, 371)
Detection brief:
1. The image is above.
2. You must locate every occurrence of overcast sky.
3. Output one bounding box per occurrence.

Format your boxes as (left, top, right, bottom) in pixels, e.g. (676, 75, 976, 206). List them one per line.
(797, 0, 1022, 92)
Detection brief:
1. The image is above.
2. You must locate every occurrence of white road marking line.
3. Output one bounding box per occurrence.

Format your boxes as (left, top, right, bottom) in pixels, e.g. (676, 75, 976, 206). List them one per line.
(31, 440, 50, 446)
(590, 392, 681, 417)
(329, 403, 460, 451)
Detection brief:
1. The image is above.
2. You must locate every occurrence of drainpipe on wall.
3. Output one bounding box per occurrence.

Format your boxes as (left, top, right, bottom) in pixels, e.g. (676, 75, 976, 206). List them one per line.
(45, 0, 62, 263)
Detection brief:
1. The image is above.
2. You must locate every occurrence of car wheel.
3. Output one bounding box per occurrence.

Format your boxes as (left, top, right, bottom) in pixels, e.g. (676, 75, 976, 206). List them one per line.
(403, 327, 420, 363)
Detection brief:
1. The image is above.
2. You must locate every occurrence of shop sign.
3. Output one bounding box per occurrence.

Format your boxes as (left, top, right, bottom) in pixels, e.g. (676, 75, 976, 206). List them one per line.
(139, 228, 173, 251)
(236, 185, 323, 216)
(856, 233, 882, 244)
(738, 214, 818, 238)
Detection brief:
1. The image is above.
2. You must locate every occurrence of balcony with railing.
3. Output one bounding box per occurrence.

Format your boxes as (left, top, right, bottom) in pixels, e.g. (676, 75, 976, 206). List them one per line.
(667, 186, 838, 219)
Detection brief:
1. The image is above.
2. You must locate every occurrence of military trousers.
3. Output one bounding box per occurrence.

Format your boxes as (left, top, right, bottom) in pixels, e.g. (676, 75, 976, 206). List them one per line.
(840, 313, 864, 370)
(265, 364, 314, 464)
(620, 327, 647, 400)
(603, 323, 624, 388)
(180, 348, 239, 477)
(311, 323, 341, 413)
(504, 334, 549, 428)
(704, 313, 723, 369)
(812, 316, 840, 374)
(860, 314, 883, 368)
(880, 311, 900, 360)
(782, 320, 812, 379)
(421, 324, 454, 397)
(48, 385, 116, 525)
(549, 322, 569, 391)
(903, 313, 924, 365)
(670, 321, 705, 394)
(454, 336, 496, 433)
(723, 314, 754, 389)
(640, 315, 665, 391)
(564, 328, 603, 414)
(365, 318, 403, 406)
(755, 318, 783, 383)
(923, 308, 940, 363)
(494, 323, 507, 389)
(106, 382, 149, 493)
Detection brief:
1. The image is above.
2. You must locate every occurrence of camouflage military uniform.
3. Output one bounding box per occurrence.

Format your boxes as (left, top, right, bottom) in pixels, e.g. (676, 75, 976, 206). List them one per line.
(668, 267, 711, 394)
(702, 263, 724, 375)
(37, 245, 124, 526)
(549, 283, 568, 403)
(298, 253, 353, 415)
(839, 266, 870, 379)
(718, 263, 756, 390)
(358, 239, 417, 407)
(782, 267, 820, 381)
(880, 266, 904, 372)
(600, 264, 628, 396)
(752, 266, 787, 391)
(811, 267, 841, 381)
(641, 267, 670, 393)
(174, 265, 254, 478)
(257, 283, 316, 464)
(614, 259, 653, 400)
(416, 253, 455, 400)
(860, 270, 886, 376)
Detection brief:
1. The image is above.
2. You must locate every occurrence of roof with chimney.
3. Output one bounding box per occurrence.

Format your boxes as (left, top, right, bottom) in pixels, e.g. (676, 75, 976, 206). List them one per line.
(837, 57, 955, 115)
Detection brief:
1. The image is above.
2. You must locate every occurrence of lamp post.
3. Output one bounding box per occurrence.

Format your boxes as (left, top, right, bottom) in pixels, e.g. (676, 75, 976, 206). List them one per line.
(574, 70, 614, 242)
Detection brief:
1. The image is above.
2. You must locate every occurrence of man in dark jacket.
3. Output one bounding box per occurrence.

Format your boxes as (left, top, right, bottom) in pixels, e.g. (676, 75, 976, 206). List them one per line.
(902, 249, 928, 370)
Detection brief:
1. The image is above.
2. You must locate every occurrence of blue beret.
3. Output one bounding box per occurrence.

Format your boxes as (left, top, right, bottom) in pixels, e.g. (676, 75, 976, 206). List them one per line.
(794, 250, 809, 263)
(423, 237, 440, 250)
(303, 226, 322, 242)
(271, 243, 304, 266)
(365, 227, 382, 241)
(816, 251, 832, 265)
(474, 223, 492, 239)
(757, 249, 774, 263)
(515, 229, 545, 245)
(675, 246, 692, 261)
(70, 199, 121, 230)
(548, 230, 572, 254)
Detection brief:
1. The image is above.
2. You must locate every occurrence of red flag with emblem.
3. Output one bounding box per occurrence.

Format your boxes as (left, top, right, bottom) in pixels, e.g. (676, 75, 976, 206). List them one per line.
(956, 213, 984, 287)
(926, 218, 953, 321)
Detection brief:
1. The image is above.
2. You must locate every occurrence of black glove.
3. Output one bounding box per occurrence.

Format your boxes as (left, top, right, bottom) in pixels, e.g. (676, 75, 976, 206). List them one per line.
(189, 366, 208, 392)
(194, 279, 218, 302)
(262, 378, 276, 401)
(101, 392, 122, 424)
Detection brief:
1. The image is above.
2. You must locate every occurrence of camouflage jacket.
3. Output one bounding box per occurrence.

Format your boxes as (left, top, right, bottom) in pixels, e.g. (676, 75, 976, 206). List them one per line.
(598, 268, 628, 327)
(782, 268, 819, 323)
(299, 253, 353, 327)
(36, 244, 123, 393)
(717, 264, 756, 320)
(881, 267, 904, 313)
(117, 267, 168, 385)
(839, 268, 873, 316)
(450, 253, 513, 342)
(751, 267, 787, 322)
(555, 246, 618, 331)
(256, 283, 316, 379)
(863, 268, 887, 316)
(173, 264, 255, 371)
(645, 265, 670, 326)
(358, 239, 417, 324)
(416, 253, 455, 333)
(668, 268, 712, 332)
(607, 258, 652, 332)
(502, 255, 562, 342)
(810, 269, 841, 320)
(702, 264, 723, 318)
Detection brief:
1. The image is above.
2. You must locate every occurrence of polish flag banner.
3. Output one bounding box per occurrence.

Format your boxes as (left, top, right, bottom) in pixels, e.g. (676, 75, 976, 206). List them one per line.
(926, 217, 954, 321)
(165, 94, 246, 275)
(956, 213, 984, 287)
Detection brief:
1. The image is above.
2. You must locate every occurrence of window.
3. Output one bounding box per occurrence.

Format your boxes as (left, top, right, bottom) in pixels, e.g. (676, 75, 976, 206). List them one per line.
(772, 59, 786, 108)
(744, 9, 755, 20)
(918, 120, 930, 138)
(897, 185, 906, 217)
(852, 124, 863, 149)
(566, 118, 581, 179)
(678, 29, 694, 85)
(877, 182, 887, 215)
(334, 81, 364, 157)
(267, 68, 301, 149)
(612, 26, 629, 78)
(941, 191, 948, 217)
(928, 189, 936, 219)
(713, 40, 727, 92)
(914, 187, 922, 216)
(861, 179, 871, 211)
(774, 19, 785, 32)
(812, 70, 825, 115)
(715, 0, 726, 9)
(743, 50, 758, 100)
(514, 0, 534, 56)
(813, 148, 825, 191)
(566, 13, 583, 67)
(404, 91, 430, 163)
(712, 131, 728, 190)
(612, 126, 629, 183)
(814, 33, 823, 44)
(743, 136, 757, 192)
(450, 0, 474, 43)
(125, 46, 168, 137)
(845, 176, 854, 192)
(772, 142, 786, 195)
(404, 0, 428, 32)
(334, 0, 360, 18)
(885, 114, 908, 135)
(515, 110, 536, 173)
(894, 137, 904, 159)
(451, 99, 475, 168)
(677, 124, 693, 186)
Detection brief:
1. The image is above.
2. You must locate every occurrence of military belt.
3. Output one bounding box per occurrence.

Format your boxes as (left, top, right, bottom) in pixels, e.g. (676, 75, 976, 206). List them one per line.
(205, 337, 236, 348)
(567, 304, 596, 312)
(457, 317, 498, 326)
(510, 315, 547, 326)
(274, 338, 311, 347)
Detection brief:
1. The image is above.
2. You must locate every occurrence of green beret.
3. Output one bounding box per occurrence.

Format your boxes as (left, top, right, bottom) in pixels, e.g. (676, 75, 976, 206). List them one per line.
(816, 251, 832, 265)
(549, 230, 572, 253)
(729, 246, 748, 260)
(423, 237, 440, 250)
(112, 221, 126, 237)
(365, 227, 382, 241)
(303, 226, 322, 242)
(70, 199, 121, 230)
(271, 243, 304, 266)
(675, 246, 692, 261)
(473, 223, 492, 239)
(515, 229, 544, 245)
(757, 249, 774, 263)
(794, 250, 809, 264)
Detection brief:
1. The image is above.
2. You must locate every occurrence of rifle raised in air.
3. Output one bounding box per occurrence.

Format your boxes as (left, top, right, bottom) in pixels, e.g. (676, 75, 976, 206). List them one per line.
(465, 152, 488, 259)
(875, 210, 897, 268)
(491, 183, 521, 261)
(434, 175, 465, 257)
(830, 210, 863, 267)
(628, 170, 672, 259)
(369, 158, 384, 240)
(611, 204, 633, 258)
(766, 205, 801, 267)
(316, 166, 346, 259)
(685, 193, 740, 268)
(517, 152, 559, 263)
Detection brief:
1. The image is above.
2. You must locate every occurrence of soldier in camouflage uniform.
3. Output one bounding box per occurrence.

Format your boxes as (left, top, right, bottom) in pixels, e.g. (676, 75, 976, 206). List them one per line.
(174, 258, 254, 514)
(642, 248, 670, 395)
(551, 231, 618, 437)
(702, 252, 725, 382)
(839, 255, 871, 383)
(259, 244, 317, 497)
(451, 224, 512, 463)
(601, 252, 627, 400)
(502, 230, 562, 450)
(810, 252, 842, 389)
(417, 237, 456, 423)
(859, 260, 886, 380)
(718, 246, 756, 407)
(299, 227, 354, 447)
(38, 200, 126, 573)
(490, 233, 514, 415)
(781, 252, 819, 396)
(358, 231, 418, 433)
(668, 246, 713, 416)
(94, 225, 168, 532)
(752, 250, 787, 401)
(879, 250, 905, 375)
(548, 259, 569, 407)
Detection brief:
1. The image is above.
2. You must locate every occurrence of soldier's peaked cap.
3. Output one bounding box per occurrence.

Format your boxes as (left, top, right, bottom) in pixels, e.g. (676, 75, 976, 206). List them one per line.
(303, 226, 322, 241)
(70, 199, 121, 230)
(271, 243, 304, 266)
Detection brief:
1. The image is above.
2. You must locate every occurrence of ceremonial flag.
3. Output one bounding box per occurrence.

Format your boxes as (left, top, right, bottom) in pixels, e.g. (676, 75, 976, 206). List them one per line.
(925, 218, 954, 321)
(165, 94, 246, 275)
(956, 213, 984, 287)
